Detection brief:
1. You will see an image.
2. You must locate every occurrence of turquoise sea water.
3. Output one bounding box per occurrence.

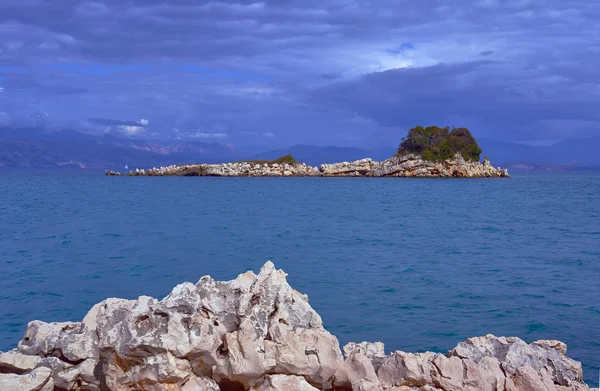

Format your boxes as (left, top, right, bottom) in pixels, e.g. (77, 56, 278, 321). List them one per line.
(0, 170, 599, 385)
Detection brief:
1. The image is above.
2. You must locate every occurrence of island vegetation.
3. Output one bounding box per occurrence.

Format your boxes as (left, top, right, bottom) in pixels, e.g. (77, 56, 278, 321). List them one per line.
(397, 126, 483, 162)
(239, 154, 298, 166)
(106, 127, 509, 177)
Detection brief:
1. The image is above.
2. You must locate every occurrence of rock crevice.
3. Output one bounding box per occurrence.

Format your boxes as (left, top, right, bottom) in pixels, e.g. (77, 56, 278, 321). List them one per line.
(1, 262, 593, 391)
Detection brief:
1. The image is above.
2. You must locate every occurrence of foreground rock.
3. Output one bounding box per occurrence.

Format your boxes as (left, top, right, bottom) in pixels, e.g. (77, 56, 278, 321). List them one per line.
(1, 262, 591, 391)
(105, 154, 510, 178)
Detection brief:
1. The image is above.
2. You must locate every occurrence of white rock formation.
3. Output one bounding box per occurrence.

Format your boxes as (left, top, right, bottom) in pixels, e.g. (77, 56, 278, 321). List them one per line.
(106, 154, 510, 178)
(0, 262, 591, 391)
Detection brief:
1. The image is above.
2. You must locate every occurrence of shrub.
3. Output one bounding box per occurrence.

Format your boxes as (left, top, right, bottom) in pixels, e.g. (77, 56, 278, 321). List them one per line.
(270, 154, 297, 165)
(397, 126, 482, 162)
(240, 154, 298, 166)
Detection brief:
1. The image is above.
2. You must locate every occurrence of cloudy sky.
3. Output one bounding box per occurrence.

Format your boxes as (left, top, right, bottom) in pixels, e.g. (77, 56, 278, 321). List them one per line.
(0, 0, 598, 147)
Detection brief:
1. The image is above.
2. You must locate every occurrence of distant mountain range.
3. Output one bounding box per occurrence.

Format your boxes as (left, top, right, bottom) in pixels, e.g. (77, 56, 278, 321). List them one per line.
(0, 127, 245, 169)
(477, 138, 600, 167)
(1, 127, 599, 171)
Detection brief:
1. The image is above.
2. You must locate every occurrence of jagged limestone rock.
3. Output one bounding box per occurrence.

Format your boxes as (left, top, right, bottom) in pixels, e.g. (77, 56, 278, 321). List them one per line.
(372, 334, 589, 391)
(250, 374, 320, 390)
(0, 366, 53, 391)
(0, 350, 42, 373)
(181, 375, 220, 390)
(106, 153, 510, 178)
(18, 320, 98, 362)
(1, 262, 593, 391)
(334, 342, 385, 390)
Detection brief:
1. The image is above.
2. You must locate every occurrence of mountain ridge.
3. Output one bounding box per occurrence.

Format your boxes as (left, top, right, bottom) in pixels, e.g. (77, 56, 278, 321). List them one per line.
(0, 127, 245, 169)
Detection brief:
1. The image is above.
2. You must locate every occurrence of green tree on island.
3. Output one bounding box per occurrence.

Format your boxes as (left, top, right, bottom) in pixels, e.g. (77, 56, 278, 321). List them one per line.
(397, 126, 483, 162)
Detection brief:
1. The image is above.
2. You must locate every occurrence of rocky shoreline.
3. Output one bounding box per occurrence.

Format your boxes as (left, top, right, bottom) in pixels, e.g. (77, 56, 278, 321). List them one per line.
(105, 154, 510, 178)
(1, 262, 594, 391)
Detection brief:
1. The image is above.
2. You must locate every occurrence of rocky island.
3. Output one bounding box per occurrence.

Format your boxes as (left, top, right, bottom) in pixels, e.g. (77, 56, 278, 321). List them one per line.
(105, 126, 510, 178)
(0, 262, 595, 391)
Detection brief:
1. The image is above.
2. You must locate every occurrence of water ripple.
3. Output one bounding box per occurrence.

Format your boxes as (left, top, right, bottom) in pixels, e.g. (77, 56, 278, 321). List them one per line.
(0, 171, 598, 385)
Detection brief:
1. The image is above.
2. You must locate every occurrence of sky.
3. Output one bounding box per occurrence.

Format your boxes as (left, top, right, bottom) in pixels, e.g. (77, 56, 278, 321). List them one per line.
(0, 0, 599, 148)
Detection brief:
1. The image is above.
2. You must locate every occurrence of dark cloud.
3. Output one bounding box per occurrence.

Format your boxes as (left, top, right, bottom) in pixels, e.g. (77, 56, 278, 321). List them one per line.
(0, 58, 27, 67)
(0, 69, 87, 95)
(313, 60, 600, 141)
(0, 0, 598, 146)
(321, 73, 342, 80)
(84, 118, 150, 136)
(88, 118, 149, 127)
(387, 43, 415, 55)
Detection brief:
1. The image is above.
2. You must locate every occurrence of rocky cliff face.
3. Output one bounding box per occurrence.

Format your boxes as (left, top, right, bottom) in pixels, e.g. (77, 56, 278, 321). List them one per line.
(105, 154, 510, 178)
(1, 262, 591, 391)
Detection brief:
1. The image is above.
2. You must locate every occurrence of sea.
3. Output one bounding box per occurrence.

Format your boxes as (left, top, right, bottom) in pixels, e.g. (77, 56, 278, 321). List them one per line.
(0, 169, 599, 386)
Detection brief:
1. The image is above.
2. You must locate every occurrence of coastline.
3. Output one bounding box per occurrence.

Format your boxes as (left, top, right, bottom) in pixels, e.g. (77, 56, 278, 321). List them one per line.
(0, 262, 593, 391)
(105, 154, 510, 178)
